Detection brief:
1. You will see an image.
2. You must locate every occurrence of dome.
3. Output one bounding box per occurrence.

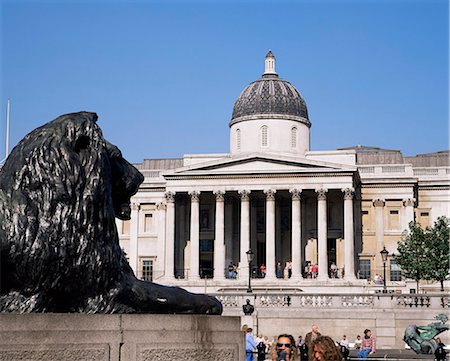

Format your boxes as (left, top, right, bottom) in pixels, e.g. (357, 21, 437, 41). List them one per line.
(230, 52, 310, 127)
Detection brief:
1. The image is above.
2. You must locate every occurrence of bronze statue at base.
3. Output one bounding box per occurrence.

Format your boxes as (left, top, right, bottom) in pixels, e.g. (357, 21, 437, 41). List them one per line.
(0, 112, 222, 315)
(403, 314, 449, 354)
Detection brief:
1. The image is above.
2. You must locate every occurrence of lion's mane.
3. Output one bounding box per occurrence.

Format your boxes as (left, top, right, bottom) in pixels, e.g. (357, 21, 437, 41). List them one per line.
(0, 112, 141, 312)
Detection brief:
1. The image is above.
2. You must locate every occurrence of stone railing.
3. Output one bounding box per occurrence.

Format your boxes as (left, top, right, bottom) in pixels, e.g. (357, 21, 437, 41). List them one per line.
(212, 293, 449, 311)
(140, 170, 161, 178)
(358, 165, 450, 178)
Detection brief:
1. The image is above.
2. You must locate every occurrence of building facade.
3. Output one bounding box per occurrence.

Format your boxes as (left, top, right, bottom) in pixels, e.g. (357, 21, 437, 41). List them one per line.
(118, 52, 450, 294)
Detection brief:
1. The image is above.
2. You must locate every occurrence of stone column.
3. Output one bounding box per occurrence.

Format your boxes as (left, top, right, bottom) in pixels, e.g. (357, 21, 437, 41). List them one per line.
(373, 199, 385, 272)
(224, 198, 234, 266)
(316, 188, 328, 280)
(290, 188, 302, 280)
(238, 190, 250, 280)
(403, 198, 415, 231)
(164, 191, 175, 280)
(214, 190, 225, 280)
(264, 189, 276, 280)
(129, 203, 140, 277)
(189, 191, 200, 280)
(343, 188, 356, 280)
(156, 202, 167, 279)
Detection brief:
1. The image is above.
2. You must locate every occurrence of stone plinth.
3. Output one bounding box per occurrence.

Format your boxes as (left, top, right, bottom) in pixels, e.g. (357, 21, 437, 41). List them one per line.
(0, 314, 244, 361)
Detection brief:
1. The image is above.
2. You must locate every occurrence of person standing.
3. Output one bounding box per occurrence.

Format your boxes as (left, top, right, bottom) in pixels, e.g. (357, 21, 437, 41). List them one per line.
(357, 329, 376, 359)
(276, 262, 283, 278)
(260, 263, 266, 278)
(311, 263, 318, 278)
(246, 328, 257, 361)
(434, 337, 446, 361)
(305, 324, 321, 347)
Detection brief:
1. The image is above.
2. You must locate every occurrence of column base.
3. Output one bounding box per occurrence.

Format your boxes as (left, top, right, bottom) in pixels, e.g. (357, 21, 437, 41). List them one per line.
(344, 275, 358, 282)
(316, 275, 329, 282)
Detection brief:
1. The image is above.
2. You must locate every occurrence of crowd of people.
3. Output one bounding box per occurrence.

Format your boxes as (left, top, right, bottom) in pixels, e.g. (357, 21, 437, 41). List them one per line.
(228, 261, 350, 279)
(244, 324, 380, 361)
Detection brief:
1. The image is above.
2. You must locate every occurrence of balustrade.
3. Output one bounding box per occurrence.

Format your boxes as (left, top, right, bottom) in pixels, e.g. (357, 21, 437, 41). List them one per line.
(211, 293, 449, 311)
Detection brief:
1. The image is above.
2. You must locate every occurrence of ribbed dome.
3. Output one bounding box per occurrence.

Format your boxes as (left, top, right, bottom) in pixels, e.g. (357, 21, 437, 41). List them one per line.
(230, 76, 310, 125)
(230, 52, 310, 127)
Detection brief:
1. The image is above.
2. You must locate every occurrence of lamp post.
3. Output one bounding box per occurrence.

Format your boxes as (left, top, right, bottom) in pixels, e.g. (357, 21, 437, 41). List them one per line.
(380, 246, 389, 293)
(246, 249, 254, 293)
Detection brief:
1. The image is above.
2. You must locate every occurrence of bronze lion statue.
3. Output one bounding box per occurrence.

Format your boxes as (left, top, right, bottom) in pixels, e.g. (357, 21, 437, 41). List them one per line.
(0, 111, 222, 314)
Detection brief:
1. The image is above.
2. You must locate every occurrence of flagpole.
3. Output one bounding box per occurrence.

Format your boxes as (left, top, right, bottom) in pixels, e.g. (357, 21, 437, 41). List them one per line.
(1, 98, 10, 165)
(6, 97, 10, 159)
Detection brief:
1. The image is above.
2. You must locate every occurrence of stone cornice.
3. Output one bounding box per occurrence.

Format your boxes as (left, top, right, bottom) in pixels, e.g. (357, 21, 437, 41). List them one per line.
(361, 183, 416, 189)
(229, 113, 311, 128)
(165, 172, 355, 181)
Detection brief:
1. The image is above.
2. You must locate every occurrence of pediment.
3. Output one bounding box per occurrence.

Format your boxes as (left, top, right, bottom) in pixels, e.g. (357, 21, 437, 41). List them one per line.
(164, 154, 356, 177)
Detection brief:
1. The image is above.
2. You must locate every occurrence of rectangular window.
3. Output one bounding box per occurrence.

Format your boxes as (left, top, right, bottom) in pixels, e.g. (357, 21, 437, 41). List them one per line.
(140, 258, 154, 281)
(389, 209, 399, 229)
(418, 211, 430, 228)
(358, 259, 371, 280)
(362, 210, 370, 231)
(122, 220, 130, 234)
(390, 259, 402, 281)
(144, 213, 154, 233)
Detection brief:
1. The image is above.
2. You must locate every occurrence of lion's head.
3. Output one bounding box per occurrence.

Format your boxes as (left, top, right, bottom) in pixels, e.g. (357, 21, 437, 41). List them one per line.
(0, 112, 143, 312)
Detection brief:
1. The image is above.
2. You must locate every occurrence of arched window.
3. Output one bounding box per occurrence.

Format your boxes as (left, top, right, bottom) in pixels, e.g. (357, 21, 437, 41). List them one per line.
(291, 127, 297, 148)
(261, 125, 268, 147)
(236, 129, 241, 150)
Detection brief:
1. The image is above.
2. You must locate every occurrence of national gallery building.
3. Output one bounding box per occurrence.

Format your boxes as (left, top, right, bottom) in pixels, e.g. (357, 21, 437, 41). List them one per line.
(118, 52, 449, 293)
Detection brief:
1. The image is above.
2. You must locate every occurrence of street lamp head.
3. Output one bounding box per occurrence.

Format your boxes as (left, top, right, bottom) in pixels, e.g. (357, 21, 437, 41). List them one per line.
(246, 249, 254, 263)
(380, 246, 389, 263)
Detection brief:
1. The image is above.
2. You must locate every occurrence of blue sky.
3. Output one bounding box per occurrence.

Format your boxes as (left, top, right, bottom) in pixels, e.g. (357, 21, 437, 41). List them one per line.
(1, 0, 448, 163)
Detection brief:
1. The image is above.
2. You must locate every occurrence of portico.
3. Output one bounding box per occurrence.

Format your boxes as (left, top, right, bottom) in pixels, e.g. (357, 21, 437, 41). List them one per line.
(157, 155, 359, 285)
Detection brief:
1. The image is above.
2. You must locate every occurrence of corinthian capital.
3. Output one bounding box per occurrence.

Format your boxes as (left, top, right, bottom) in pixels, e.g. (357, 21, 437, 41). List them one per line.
(373, 199, 385, 207)
(189, 190, 200, 202)
(316, 188, 327, 201)
(403, 198, 415, 207)
(156, 202, 167, 210)
(213, 190, 225, 202)
(238, 189, 250, 201)
(290, 188, 302, 201)
(164, 191, 175, 203)
(342, 188, 354, 200)
(264, 189, 276, 201)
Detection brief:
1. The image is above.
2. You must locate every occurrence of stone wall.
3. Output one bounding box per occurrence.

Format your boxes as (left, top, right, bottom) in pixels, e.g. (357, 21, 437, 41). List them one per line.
(0, 314, 244, 361)
(217, 293, 450, 349)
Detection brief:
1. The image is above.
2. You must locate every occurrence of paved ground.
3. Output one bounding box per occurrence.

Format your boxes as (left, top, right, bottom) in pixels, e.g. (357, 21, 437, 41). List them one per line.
(347, 348, 444, 359)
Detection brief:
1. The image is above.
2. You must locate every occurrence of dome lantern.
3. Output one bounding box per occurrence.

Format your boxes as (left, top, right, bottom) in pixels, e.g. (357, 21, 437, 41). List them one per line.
(263, 50, 277, 77)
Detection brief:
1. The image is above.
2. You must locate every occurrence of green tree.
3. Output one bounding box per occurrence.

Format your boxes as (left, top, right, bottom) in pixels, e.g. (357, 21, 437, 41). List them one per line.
(396, 221, 429, 293)
(425, 216, 450, 292)
(396, 217, 450, 292)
